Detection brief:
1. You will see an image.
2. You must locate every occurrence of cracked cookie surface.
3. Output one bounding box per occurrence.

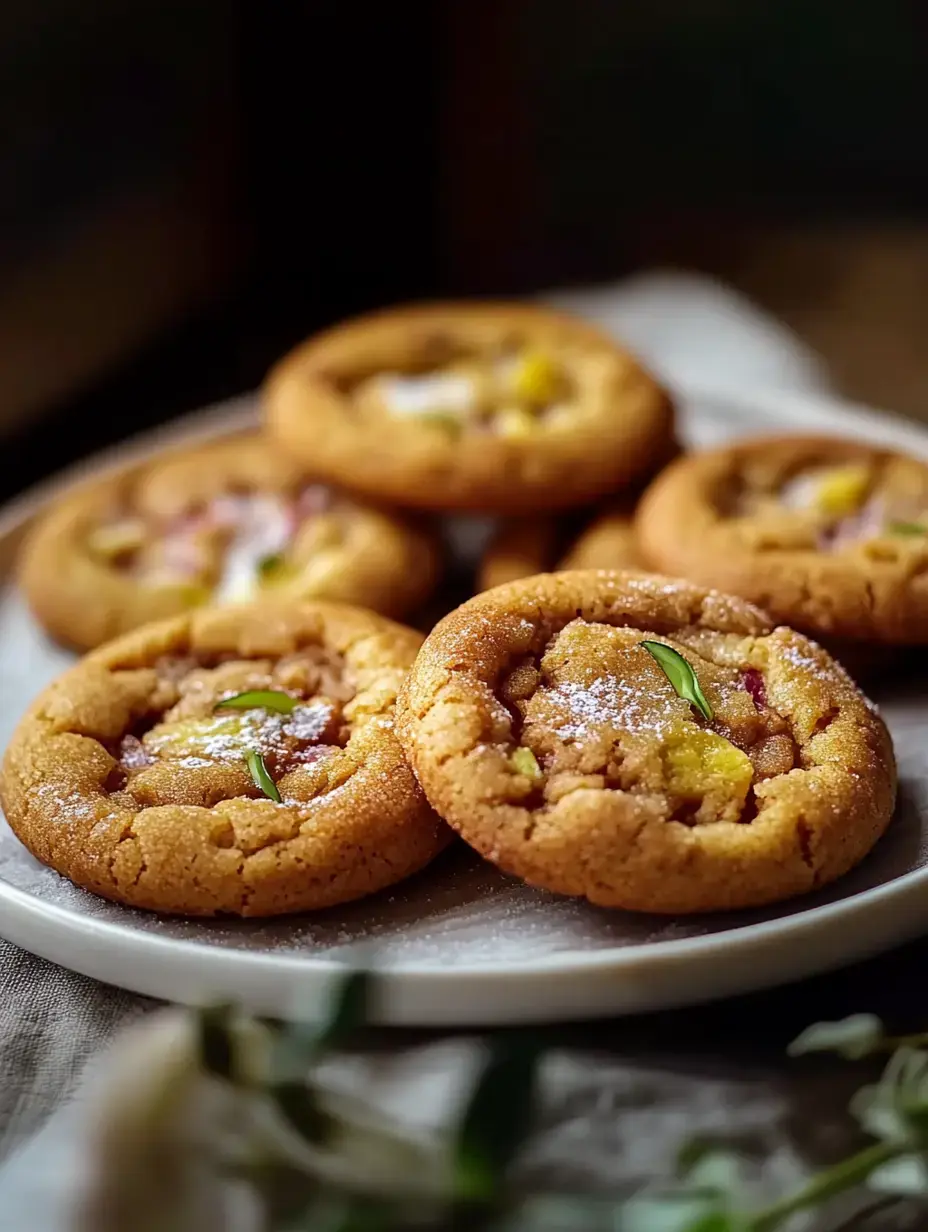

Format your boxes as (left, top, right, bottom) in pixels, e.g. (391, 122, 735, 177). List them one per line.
(264, 302, 675, 514)
(637, 435, 928, 643)
(396, 571, 895, 913)
(19, 431, 439, 650)
(1, 601, 448, 916)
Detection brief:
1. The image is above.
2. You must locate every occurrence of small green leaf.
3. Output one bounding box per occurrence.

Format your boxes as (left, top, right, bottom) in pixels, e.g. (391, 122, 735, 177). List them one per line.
(511, 746, 542, 780)
(868, 1153, 928, 1195)
(640, 641, 713, 721)
(851, 1046, 928, 1143)
(681, 1216, 735, 1232)
(245, 749, 282, 802)
(197, 1003, 235, 1079)
(270, 970, 373, 1086)
(887, 520, 927, 536)
(417, 411, 463, 437)
(315, 969, 372, 1050)
(788, 1014, 884, 1060)
(682, 1149, 744, 1197)
(216, 690, 299, 715)
(257, 552, 285, 577)
(623, 1197, 733, 1232)
(453, 1036, 541, 1204)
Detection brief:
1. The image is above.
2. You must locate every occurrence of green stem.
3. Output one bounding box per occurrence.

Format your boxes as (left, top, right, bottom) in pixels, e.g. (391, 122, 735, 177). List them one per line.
(746, 1139, 903, 1232)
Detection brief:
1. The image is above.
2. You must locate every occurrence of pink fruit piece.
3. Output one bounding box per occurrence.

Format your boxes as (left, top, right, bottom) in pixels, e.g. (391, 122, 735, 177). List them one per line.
(741, 668, 767, 710)
(295, 484, 332, 520)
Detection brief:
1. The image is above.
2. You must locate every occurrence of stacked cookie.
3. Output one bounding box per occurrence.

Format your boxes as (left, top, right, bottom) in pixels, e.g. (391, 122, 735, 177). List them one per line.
(3, 301, 906, 918)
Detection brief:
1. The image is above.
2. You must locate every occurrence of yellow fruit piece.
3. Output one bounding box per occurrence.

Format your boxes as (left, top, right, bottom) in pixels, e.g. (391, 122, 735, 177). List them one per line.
(143, 712, 256, 761)
(497, 407, 537, 439)
(510, 351, 560, 405)
(814, 465, 870, 516)
(149, 580, 211, 608)
(663, 727, 753, 799)
(87, 518, 147, 560)
(511, 746, 542, 780)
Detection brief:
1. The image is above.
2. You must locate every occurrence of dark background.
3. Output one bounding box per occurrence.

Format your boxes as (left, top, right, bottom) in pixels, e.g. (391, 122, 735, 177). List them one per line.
(4, 0, 928, 493)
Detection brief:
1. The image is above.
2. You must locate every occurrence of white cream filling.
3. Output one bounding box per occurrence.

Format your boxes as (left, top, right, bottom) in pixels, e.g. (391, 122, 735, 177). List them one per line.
(378, 372, 476, 417)
(213, 494, 294, 604)
(778, 472, 823, 510)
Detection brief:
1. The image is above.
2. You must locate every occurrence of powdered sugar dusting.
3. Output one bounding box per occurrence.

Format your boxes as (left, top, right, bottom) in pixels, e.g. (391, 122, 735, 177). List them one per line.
(550, 676, 672, 740)
(778, 642, 838, 683)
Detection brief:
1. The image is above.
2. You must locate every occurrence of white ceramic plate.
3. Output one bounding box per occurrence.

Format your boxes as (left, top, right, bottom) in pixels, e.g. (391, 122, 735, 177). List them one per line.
(1, 387, 927, 1025)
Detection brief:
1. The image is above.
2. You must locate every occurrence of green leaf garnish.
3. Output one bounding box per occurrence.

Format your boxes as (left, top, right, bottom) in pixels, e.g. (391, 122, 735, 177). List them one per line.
(640, 641, 713, 721)
(245, 749, 281, 802)
(216, 690, 299, 715)
(256, 551, 285, 577)
(453, 1035, 542, 1204)
(888, 520, 927, 536)
(417, 411, 463, 437)
(511, 746, 542, 780)
(788, 1014, 885, 1060)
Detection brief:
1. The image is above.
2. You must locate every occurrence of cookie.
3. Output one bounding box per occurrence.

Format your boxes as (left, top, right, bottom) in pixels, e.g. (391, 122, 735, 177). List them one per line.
(264, 302, 675, 514)
(637, 435, 928, 644)
(397, 571, 895, 913)
(478, 508, 645, 591)
(478, 516, 577, 591)
(19, 432, 440, 650)
(1, 601, 449, 916)
(558, 508, 645, 571)
(478, 439, 681, 589)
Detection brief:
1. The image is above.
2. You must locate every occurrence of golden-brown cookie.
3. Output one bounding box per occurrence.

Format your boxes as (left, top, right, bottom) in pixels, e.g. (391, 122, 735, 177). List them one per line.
(19, 432, 440, 650)
(477, 509, 645, 591)
(478, 517, 574, 592)
(477, 439, 681, 590)
(637, 435, 928, 644)
(397, 571, 895, 914)
(1, 601, 449, 916)
(264, 302, 675, 514)
(558, 509, 645, 571)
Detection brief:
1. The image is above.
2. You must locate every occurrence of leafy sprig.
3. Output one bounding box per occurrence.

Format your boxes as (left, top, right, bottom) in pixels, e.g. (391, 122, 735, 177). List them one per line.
(180, 994, 928, 1231)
